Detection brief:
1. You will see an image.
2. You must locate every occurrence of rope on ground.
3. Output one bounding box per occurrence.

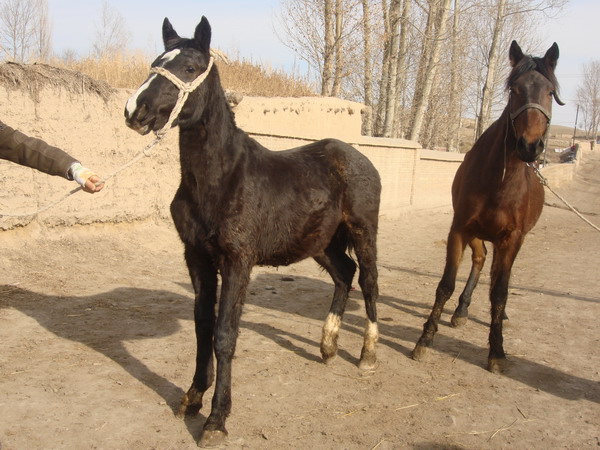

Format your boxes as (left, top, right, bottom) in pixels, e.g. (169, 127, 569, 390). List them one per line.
(533, 165, 600, 233)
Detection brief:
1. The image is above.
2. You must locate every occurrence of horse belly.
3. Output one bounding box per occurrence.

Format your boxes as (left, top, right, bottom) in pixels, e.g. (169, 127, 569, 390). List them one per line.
(256, 212, 341, 267)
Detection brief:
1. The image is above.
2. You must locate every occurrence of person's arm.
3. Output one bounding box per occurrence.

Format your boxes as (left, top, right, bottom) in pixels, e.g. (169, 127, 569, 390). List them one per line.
(0, 120, 104, 193)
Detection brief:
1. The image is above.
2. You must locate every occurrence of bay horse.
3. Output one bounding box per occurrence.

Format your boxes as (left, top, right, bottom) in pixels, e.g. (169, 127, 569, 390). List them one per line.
(124, 17, 381, 446)
(412, 41, 564, 373)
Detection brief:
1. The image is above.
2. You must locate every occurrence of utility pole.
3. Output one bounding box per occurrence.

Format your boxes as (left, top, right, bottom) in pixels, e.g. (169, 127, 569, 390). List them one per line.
(572, 104, 580, 147)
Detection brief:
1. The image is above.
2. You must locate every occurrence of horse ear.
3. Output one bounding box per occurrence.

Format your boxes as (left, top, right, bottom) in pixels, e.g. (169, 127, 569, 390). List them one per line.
(509, 40, 524, 67)
(544, 42, 559, 70)
(162, 18, 180, 50)
(193, 16, 211, 53)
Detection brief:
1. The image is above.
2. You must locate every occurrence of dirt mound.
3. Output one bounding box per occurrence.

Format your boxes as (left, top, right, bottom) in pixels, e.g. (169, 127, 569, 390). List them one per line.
(0, 61, 116, 103)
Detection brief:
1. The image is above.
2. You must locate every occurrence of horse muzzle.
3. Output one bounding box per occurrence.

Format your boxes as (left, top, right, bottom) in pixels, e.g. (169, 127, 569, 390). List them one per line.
(516, 136, 544, 163)
(124, 103, 153, 136)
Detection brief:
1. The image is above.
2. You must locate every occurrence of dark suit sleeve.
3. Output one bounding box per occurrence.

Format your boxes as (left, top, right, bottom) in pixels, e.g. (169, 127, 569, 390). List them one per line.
(0, 120, 78, 179)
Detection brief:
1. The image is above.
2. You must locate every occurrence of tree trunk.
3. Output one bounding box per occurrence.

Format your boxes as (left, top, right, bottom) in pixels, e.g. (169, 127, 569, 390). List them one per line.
(475, 0, 506, 139)
(392, 0, 411, 138)
(446, 0, 460, 151)
(375, 0, 390, 135)
(322, 0, 335, 96)
(382, 0, 402, 137)
(408, 0, 436, 135)
(409, 0, 452, 142)
(331, 0, 344, 97)
(362, 0, 373, 135)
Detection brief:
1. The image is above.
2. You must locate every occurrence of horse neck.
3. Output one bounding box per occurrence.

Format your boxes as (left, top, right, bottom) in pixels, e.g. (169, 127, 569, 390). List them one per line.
(178, 71, 242, 174)
(474, 107, 526, 184)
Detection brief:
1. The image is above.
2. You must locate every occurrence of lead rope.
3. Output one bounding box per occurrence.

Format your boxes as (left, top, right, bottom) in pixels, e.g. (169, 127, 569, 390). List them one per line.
(530, 164, 600, 233)
(0, 56, 215, 220)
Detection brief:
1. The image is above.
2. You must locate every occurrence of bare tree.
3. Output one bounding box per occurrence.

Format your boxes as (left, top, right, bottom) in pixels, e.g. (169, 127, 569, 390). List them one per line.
(391, 0, 411, 138)
(0, 0, 47, 62)
(92, 0, 130, 58)
(323, 0, 335, 94)
(576, 60, 600, 139)
(374, 0, 392, 135)
(276, 0, 568, 146)
(409, 0, 452, 142)
(446, 0, 462, 151)
(331, 0, 344, 96)
(381, 0, 401, 137)
(361, 0, 374, 134)
(276, 0, 362, 97)
(474, 0, 505, 139)
(31, 0, 51, 61)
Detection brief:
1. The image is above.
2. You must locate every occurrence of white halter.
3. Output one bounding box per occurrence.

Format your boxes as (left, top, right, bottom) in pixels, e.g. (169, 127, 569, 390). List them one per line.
(150, 56, 214, 136)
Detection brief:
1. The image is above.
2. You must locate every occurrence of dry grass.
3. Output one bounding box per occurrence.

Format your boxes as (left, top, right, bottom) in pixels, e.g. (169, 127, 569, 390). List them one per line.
(49, 51, 315, 97)
(218, 58, 314, 97)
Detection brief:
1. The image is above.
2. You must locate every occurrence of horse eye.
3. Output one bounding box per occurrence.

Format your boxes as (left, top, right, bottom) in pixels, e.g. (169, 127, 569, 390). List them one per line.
(186, 67, 195, 74)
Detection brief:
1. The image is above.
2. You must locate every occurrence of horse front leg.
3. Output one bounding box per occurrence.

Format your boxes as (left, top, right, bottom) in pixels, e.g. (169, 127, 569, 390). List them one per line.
(451, 238, 487, 327)
(487, 236, 523, 373)
(199, 261, 250, 448)
(412, 229, 467, 361)
(178, 245, 218, 417)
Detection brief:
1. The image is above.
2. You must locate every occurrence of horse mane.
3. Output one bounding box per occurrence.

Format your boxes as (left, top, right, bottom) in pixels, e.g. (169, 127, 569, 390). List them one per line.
(205, 65, 237, 126)
(505, 54, 560, 92)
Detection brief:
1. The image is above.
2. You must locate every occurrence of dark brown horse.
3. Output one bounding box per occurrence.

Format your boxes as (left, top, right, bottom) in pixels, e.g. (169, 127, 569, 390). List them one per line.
(412, 41, 564, 373)
(124, 17, 381, 446)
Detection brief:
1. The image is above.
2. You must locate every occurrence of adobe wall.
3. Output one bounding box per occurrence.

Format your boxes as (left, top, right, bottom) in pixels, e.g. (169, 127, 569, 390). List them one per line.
(0, 66, 464, 231)
(539, 141, 590, 188)
(0, 85, 180, 231)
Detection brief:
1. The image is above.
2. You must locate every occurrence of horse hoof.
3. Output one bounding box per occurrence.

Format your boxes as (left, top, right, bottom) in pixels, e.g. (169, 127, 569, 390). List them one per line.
(358, 353, 377, 370)
(177, 390, 203, 418)
(177, 403, 201, 418)
(321, 353, 337, 365)
(487, 357, 509, 374)
(198, 429, 228, 448)
(320, 343, 338, 364)
(450, 314, 468, 328)
(411, 344, 429, 362)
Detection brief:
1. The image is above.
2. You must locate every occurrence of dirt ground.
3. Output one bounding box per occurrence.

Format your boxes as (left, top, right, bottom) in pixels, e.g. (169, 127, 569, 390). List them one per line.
(1, 151, 599, 450)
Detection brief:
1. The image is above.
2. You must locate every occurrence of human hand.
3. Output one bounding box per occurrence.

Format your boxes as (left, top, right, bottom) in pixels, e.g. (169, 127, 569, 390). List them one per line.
(83, 175, 105, 193)
(70, 163, 105, 194)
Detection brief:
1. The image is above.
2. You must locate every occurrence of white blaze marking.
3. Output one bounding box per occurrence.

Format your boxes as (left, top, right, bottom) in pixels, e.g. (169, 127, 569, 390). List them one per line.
(125, 49, 182, 117)
(159, 49, 181, 65)
(126, 74, 157, 117)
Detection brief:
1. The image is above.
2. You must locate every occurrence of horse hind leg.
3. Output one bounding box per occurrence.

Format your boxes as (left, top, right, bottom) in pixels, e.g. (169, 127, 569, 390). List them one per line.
(347, 222, 379, 370)
(451, 238, 487, 327)
(315, 240, 356, 365)
(412, 229, 466, 361)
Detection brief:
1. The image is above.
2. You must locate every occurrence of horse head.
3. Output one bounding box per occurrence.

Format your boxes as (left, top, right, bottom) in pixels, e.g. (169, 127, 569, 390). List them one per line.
(507, 41, 563, 163)
(125, 17, 213, 135)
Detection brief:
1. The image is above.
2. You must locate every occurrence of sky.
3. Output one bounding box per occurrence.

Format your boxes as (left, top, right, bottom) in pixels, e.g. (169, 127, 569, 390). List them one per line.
(47, 0, 598, 130)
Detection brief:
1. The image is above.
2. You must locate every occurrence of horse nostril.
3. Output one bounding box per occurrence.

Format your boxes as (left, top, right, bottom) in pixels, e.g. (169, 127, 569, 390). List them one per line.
(125, 103, 148, 125)
(136, 104, 149, 122)
(536, 139, 545, 153)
